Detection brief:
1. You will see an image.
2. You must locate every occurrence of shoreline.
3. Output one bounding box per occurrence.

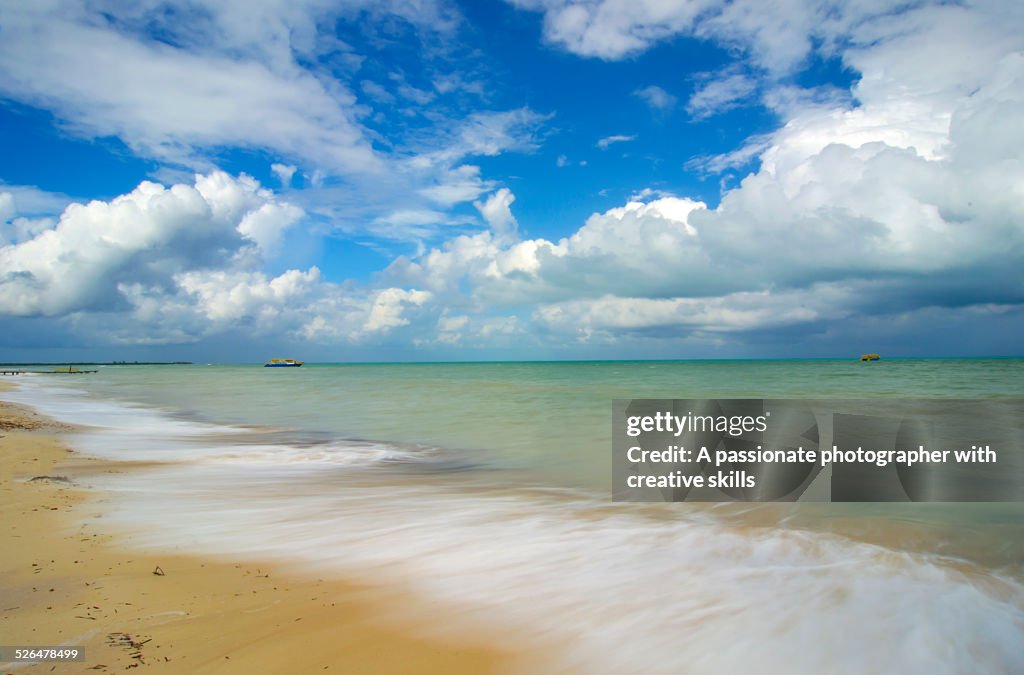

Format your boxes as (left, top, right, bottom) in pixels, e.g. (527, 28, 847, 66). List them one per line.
(0, 385, 522, 673)
(5, 374, 1023, 674)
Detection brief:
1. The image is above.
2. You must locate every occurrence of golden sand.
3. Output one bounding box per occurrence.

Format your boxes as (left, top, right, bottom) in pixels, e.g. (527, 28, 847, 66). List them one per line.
(0, 388, 521, 673)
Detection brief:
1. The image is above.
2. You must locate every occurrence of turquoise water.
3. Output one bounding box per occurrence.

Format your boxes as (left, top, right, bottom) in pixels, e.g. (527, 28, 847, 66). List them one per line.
(6, 358, 1024, 674)
(46, 358, 1024, 482)
(36, 358, 1024, 489)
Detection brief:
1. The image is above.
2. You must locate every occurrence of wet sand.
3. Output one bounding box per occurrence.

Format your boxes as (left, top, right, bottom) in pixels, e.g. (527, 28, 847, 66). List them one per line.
(0, 383, 519, 673)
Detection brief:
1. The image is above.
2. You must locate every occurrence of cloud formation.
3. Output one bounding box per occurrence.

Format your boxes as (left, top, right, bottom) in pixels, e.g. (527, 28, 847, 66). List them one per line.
(0, 2, 548, 247)
(0, 173, 301, 316)
(0, 172, 436, 346)
(0, 4, 382, 174)
(687, 69, 758, 119)
(508, 0, 913, 74)
(2, 1, 1022, 357)
(596, 134, 636, 149)
(381, 1, 1024, 347)
(508, 0, 711, 61)
(634, 85, 677, 111)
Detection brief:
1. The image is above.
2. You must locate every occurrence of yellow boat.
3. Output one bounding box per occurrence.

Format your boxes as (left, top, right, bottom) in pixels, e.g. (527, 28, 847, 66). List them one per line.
(859, 353, 880, 362)
(264, 358, 304, 368)
(50, 365, 97, 374)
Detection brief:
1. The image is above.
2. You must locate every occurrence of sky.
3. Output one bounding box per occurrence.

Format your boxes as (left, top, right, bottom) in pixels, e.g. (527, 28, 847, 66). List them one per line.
(1, 0, 1022, 362)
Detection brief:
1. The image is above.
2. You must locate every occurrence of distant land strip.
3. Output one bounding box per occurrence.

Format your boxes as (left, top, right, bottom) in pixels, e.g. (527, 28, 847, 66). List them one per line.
(0, 362, 193, 366)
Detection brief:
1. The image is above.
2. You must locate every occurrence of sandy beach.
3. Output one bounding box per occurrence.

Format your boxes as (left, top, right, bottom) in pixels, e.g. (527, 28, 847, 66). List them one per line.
(4, 366, 1022, 675)
(0, 382, 515, 674)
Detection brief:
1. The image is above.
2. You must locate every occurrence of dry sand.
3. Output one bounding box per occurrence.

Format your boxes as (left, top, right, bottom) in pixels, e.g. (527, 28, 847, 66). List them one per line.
(0, 383, 522, 673)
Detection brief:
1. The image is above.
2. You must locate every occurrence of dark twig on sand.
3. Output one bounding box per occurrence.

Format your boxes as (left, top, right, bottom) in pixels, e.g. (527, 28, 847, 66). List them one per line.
(28, 475, 73, 484)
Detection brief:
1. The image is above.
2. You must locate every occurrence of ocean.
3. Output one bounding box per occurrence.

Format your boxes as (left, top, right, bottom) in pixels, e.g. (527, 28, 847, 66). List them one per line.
(6, 359, 1024, 673)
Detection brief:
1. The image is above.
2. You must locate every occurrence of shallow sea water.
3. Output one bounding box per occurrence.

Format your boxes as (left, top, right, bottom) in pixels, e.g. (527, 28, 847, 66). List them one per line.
(6, 359, 1023, 674)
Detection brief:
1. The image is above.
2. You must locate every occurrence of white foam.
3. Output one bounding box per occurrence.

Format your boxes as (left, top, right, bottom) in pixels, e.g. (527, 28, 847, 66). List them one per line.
(85, 464, 1024, 675)
(4, 378, 429, 468)
(194, 440, 437, 467)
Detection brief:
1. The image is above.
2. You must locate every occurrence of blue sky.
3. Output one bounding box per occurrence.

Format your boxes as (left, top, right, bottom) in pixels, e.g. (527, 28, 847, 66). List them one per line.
(1, 0, 1022, 361)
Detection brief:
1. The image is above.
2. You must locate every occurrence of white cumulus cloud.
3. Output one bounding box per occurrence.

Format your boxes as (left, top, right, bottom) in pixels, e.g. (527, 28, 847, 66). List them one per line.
(389, 1, 1024, 344)
(0, 172, 303, 316)
(0, 171, 441, 347)
(475, 188, 519, 241)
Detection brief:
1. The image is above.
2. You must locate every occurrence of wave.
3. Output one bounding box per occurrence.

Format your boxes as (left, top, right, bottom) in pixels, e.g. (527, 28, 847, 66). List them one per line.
(3, 378, 445, 468)
(89, 468, 1024, 675)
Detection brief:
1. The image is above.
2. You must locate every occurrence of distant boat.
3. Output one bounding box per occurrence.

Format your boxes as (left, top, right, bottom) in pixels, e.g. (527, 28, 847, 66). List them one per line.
(859, 353, 880, 362)
(48, 365, 97, 374)
(264, 358, 304, 367)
